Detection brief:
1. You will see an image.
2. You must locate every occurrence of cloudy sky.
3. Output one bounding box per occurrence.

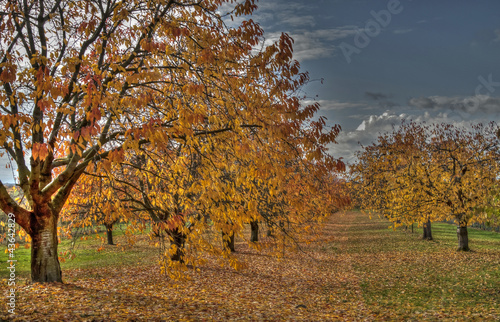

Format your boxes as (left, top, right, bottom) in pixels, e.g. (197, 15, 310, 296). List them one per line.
(248, 0, 500, 164)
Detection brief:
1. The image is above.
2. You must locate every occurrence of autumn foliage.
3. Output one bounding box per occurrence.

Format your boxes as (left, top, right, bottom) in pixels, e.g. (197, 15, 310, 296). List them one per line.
(1, 211, 498, 320)
(351, 121, 500, 250)
(0, 0, 347, 282)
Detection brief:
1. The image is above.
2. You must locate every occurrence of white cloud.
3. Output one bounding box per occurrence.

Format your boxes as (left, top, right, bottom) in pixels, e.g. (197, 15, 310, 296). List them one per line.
(302, 27, 360, 41)
(221, 0, 362, 62)
(264, 26, 359, 61)
(256, 1, 306, 13)
(328, 111, 474, 164)
(229, 0, 310, 30)
(329, 111, 407, 163)
(303, 99, 366, 111)
(281, 15, 316, 28)
(356, 121, 366, 131)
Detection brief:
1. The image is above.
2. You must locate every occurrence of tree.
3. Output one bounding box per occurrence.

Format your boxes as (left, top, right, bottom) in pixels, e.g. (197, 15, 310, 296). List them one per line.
(0, 0, 347, 282)
(352, 121, 500, 250)
(426, 123, 499, 250)
(250, 220, 259, 242)
(351, 122, 436, 240)
(61, 169, 129, 246)
(101, 147, 204, 265)
(479, 190, 500, 231)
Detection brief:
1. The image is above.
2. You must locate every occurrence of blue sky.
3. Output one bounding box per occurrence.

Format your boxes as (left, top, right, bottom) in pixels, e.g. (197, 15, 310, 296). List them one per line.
(250, 0, 500, 164)
(2, 0, 500, 182)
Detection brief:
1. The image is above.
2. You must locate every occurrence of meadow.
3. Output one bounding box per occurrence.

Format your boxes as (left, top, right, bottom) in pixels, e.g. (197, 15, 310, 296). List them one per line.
(1, 211, 499, 320)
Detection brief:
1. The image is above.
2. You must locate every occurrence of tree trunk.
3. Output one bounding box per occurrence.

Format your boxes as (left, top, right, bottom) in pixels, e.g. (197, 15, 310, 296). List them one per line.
(222, 231, 235, 253)
(250, 220, 259, 242)
(422, 218, 433, 240)
(105, 223, 114, 245)
(30, 210, 62, 283)
(457, 225, 469, 251)
(169, 228, 186, 263)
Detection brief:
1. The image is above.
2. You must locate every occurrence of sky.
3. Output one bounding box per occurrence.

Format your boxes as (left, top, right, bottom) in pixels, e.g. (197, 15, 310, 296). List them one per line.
(2, 0, 500, 182)
(247, 0, 500, 164)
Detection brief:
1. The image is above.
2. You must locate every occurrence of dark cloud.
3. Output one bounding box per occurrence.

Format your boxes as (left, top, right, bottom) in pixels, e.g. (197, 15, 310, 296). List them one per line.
(408, 96, 435, 109)
(383, 101, 399, 108)
(408, 95, 500, 114)
(364, 92, 398, 109)
(364, 91, 390, 100)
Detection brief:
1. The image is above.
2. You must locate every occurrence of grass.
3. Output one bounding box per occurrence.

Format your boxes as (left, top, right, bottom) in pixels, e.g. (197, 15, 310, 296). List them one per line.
(0, 224, 157, 280)
(0, 212, 498, 320)
(427, 222, 500, 251)
(342, 212, 500, 320)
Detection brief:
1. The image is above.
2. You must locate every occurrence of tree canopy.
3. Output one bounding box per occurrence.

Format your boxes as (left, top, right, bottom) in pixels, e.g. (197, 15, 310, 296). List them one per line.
(0, 0, 346, 282)
(351, 121, 500, 250)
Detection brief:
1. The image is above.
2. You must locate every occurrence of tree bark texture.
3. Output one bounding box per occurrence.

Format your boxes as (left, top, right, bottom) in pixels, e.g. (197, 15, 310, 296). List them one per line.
(222, 231, 235, 252)
(457, 225, 470, 251)
(250, 220, 259, 242)
(422, 218, 433, 240)
(169, 228, 186, 263)
(30, 209, 62, 283)
(105, 223, 114, 245)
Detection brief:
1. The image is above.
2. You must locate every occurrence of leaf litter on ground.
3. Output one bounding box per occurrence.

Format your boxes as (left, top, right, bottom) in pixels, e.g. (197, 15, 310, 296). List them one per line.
(1, 211, 499, 321)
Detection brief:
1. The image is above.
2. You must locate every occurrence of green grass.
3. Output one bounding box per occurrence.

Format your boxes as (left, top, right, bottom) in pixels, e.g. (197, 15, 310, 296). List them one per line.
(427, 222, 500, 251)
(0, 212, 498, 320)
(0, 226, 157, 280)
(344, 212, 500, 319)
(2, 218, 497, 281)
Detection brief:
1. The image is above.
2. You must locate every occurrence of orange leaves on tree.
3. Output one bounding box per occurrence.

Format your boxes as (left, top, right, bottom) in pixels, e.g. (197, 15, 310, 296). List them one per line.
(0, 65, 16, 83)
(31, 142, 49, 161)
(351, 121, 500, 250)
(108, 149, 125, 164)
(165, 214, 186, 231)
(0, 0, 350, 283)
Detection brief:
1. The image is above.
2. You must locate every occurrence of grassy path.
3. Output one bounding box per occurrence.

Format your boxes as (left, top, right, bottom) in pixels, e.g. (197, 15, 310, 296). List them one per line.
(328, 211, 500, 320)
(1, 211, 499, 320)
